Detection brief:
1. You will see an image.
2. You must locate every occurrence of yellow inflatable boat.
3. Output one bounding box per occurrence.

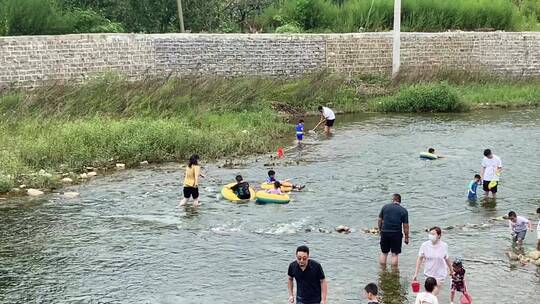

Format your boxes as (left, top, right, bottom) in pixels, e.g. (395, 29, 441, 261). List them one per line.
(260, 181, 294, 192)
(221, 182, 255, 202)
(255, 190, 290, 204)
(419, 152, 438, 160)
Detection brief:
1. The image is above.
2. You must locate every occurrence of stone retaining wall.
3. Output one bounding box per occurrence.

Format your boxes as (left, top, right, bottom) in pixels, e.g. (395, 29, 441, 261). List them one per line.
(1, 32, 539, 88)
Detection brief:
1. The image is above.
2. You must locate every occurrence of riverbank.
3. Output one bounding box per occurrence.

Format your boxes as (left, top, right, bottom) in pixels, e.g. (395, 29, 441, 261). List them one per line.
(1, 72, 540, 195)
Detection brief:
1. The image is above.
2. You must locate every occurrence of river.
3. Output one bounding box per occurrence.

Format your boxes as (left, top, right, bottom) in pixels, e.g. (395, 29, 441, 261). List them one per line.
(1, 109, 539, 303)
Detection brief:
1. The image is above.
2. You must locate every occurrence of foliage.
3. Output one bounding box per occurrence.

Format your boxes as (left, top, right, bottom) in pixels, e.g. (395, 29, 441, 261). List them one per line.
(260, 0, 523, 33)
(370, 83, 469, 113)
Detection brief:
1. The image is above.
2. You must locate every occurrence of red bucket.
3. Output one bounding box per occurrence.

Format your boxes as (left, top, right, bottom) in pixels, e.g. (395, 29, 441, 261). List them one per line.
(411, 281, 420, 293)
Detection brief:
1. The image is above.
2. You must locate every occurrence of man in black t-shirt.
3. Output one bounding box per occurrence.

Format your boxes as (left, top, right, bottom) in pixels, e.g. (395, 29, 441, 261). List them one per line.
(287, 245, 327, 304)
(378, 193, 410, 267)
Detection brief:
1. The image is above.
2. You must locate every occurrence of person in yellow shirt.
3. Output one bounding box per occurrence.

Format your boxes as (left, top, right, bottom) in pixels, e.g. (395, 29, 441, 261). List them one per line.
(180, 154, 204, 207)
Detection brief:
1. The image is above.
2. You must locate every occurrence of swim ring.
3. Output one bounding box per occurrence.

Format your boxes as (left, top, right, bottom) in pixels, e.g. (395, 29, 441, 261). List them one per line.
(255, 190, 290, 204)
(260, 182, 294, 192)
(419, 152, 438, 160)
(221, 182, 255, 202)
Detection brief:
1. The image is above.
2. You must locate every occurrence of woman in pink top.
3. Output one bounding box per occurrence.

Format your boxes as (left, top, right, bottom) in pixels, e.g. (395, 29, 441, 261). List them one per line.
(266, 181, 283, 195)
(412, 226, 453, 296)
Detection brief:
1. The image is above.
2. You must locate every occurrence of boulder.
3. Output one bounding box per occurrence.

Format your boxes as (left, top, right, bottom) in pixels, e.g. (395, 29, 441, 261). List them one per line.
(27, 189, 44, 196)
(87, 172, 97, 177)
(63, 192, 80, 199)
(140, 160, 149, 166)
(527, 250, 540, 260)
(79, 173, 88, 179)
(61, 177, 73, 184)
(19, 184, 27, 189)
(116, 163, 126, 170)
(335, 225, 351, 234)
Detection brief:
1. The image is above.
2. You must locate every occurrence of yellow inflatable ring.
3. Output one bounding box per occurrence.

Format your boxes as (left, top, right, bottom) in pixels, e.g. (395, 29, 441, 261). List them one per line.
(221, 182, 255, 202)
(255, 190, 290, 204)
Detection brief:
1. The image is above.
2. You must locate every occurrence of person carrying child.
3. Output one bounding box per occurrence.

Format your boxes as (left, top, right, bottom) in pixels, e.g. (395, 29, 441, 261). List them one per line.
(230, 175, 251, 200)
(450, 259, 466, 304)
(467, 174, 481, 201)
(295, 119, 304, 144)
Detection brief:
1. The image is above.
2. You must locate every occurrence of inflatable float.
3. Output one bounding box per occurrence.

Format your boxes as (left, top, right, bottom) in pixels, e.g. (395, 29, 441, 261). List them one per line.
(419, 152, 438, 160)
(260, 181, 294, 192)
(255, 190, 290, 204)
(221, 182, 255, 202)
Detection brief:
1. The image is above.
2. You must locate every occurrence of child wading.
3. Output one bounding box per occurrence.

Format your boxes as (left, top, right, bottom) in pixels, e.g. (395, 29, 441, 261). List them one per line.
(450, 259, 466, 304)
(467, 174, 481, 201)
(414, 277, 439, 304)
(363, 283, 379, 304)
(295, 119, 304, 144)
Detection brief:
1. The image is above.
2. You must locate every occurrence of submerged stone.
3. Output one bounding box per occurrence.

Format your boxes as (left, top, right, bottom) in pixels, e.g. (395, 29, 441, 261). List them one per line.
(63, 192, 80, 199)
(27, 189, 44, 196)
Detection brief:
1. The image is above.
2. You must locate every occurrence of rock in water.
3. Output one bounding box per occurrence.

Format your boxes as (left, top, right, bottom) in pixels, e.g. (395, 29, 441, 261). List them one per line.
(79, 173, 88, 179)
(87, 172, 97, 177)
(116, 163, 126, 170)
(527, 250, 540, 260)
(63, 192, 80, 199)
(140, 160, 149, 166)
(335, 225, 351, 233)
(61, 177, 73, 183)
(507, 251, 520, 261)
(27, 189, 44, 196)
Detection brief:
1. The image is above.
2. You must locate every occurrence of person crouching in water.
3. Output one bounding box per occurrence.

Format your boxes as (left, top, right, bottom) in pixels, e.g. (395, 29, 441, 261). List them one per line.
(231, 175, 251, 200)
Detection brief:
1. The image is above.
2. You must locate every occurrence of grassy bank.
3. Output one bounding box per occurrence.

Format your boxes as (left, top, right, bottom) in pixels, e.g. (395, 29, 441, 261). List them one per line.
(1, 72, 540, 194)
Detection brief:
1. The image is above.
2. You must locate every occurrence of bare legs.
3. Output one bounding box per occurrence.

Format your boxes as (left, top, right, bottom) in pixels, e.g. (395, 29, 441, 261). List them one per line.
(379, 253, 400, 267)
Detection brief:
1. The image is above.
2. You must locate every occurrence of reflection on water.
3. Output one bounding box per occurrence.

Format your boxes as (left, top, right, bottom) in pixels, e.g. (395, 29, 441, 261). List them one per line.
(1, 109, 540, 303)
(379, 266, 408, 304)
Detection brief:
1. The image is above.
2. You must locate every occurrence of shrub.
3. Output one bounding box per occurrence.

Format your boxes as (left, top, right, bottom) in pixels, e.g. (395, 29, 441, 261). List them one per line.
(370, 83, 469, 113)
(275, 22, 304, 33)
(0, 174, 14, 193)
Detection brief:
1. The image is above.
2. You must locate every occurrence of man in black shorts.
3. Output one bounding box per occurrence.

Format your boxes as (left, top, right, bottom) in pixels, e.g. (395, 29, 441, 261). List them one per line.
(378, 193, 409, 266)
(288, 245, 328, 304)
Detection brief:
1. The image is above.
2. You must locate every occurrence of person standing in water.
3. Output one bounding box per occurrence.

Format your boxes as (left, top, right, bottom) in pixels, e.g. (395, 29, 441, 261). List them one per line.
(296, 119, 305, 144)
(180, 154, 204, 207)
(317, 105, 335, 134)
(413, 227, 453, 296)
(288, 245, 328, 304)
(480, 149, 502, 199)
(378, 194, 410, 266)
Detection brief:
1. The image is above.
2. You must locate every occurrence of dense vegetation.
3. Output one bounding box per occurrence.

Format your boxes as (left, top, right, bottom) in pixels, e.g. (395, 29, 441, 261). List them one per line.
(0, 0, 539, 36)
(1, 72, 540, 193)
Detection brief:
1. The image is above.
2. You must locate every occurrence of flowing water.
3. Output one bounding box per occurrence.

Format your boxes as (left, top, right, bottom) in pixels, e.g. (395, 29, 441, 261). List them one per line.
(1, 109, 540, 304)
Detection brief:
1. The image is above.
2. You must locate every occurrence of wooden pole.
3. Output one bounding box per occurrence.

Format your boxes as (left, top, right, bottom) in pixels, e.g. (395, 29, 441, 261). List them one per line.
(176, 0, 185, 33)
(392, 0, 401, 80)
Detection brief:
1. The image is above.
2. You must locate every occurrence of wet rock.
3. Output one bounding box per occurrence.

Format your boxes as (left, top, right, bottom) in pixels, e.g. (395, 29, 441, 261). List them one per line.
(116, 163, 126, 170)
(527, 250, 540, 260)
(140, 160, 149, 166)
(63, 192, 80, 199)
(519, 256, 530, 264)
(335, 225, 351, 234)
(27, 189, 44, 196)
(533, 259, 540, 267)
(11, 188, 20, 193)
(507, 251, 520, 261)
(79, 173, 88, 179)
(61, 177, 73, 184)
(87, 172, 97, 178)
(362, 228, 379, 235)
(19, 184, 27, 189)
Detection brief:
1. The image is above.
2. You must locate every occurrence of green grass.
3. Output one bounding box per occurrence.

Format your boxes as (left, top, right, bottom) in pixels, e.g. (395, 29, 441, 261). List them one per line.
(259, 0, 532, 33)
(1, 72, 540, 194)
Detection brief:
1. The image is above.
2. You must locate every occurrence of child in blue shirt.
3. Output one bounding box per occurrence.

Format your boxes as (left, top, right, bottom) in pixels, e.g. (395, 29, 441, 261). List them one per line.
(467, 174, 481, 201)
(295, 119, 304, 143)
